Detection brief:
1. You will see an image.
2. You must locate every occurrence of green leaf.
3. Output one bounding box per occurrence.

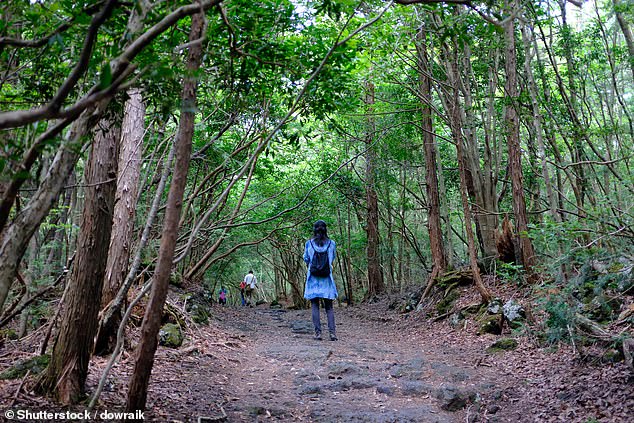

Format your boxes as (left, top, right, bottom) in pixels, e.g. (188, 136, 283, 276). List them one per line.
(99, 62, 112, 90)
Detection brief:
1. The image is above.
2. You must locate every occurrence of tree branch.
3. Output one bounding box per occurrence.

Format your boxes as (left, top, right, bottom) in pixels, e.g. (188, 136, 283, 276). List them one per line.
(0, 0, 119, 129)
(395, 0, 471, 4)
(0, 1, 105, 49)
(0, 0, 225, 130)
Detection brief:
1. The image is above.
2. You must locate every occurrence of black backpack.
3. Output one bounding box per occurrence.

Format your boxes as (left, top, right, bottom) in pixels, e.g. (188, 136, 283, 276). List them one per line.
(309, 240, 331, 277)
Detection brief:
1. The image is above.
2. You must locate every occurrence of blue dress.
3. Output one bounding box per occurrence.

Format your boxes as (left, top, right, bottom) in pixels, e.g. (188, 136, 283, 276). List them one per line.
(303, 239, 338, 300)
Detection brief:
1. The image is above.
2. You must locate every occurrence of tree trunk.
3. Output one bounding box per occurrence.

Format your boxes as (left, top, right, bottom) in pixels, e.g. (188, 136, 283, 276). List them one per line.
(447, 55, 492, 304)
(278, 241, 305, 309)
(45, 173, 74, 274)
(503, 0, 536, 273)
(95, 88, 145, 355)
(613, 0, 634, 83)
(458, 34, 499, 266)
(346, 201, 354, 304)
(0, 103, 108, 313)
(415, 26, 447, 282)
(40, 118, 119, 404)
(364, 80, 385, 298)
(125, 12, 204, 413)
(520, 22, 558, 221)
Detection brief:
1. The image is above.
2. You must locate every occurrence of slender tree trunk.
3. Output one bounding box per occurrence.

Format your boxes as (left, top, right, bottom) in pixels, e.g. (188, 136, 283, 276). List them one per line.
(383, 181, 396, 288)
(559, 0, 589, 227)
(346, 200, 354, 304)
(40, 119, 119, 404)
(45, 173, 73, 273)
(95, 88, 145, 355)
(125, 12, 205, 413)
(335, 206, 351, 301)
(398, 164, 406, 288)
(415, 26, 447, 283)
(96, 137, 175, 356)
(459, 37, 499, 265)
(613, 0, 634, 81)
(436, 147, 454, 268)
(277, 241, 304, 309)
(503, 0, 536, 272)
(447, 56, 492, 304)
(521, 23, 558, 221)
(364, 80, 385, 298)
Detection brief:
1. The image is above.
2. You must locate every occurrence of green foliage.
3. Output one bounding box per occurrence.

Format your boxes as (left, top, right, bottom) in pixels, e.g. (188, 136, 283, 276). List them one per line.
(0, 355, 50, 380)
(2, 0, 632, 338)
(495, 260, 525, 284)
(543, 294, 576, 345)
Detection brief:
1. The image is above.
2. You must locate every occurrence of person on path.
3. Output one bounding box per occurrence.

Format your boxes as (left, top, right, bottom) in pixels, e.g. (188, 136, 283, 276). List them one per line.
(239, 280, 247, 306)
(218, 287, 227, 305)
(303, 220, 338, 341)
(243, 270, 257, 307)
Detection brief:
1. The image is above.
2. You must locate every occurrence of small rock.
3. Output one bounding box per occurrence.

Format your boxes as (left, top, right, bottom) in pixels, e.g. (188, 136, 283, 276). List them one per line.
(502, 299, 524, 320)
(159, 323, 184, 347)
(488, 404, 501, 414)
(376, 385, 396, 396)
(389, 356, 426, 380)
(487, 299, 503, 315)
(486, 338, 518, 353)
(430, 362, 471, 382)
(289, 320, 313, 334)
(477, 314, 502, 335)
(401, 381, 433, 396)
(327, 361, 363, 377)
(434, 385, 476, 411)
(449, 312, 464, 327)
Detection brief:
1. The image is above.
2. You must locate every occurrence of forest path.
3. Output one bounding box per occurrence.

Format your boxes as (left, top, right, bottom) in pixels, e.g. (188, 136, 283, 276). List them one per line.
(209, 305, 500, 422)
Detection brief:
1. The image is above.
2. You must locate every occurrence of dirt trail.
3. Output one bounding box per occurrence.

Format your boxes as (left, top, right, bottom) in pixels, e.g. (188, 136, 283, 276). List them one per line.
(3, 301, 631, 422)
(209, 306, 500, 422)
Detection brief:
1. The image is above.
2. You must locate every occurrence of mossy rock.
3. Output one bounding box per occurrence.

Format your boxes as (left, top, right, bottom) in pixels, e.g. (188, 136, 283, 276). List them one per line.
(158, 323, 184, 348)
(487, 298, 503, 314)
(0, 354, 50, 380)
(436, 289, 459, 315)
(190, 304, 209, 324)
(486, 338, 518, 353)
(477, 314, 502, 335)
(436, 268, 474, 288)
(0, 328, 19, 341)
(449, 312, 464, 327)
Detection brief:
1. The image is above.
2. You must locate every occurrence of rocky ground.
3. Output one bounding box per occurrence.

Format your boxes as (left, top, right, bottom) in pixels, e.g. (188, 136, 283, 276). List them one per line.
(1, 297, 632, 422)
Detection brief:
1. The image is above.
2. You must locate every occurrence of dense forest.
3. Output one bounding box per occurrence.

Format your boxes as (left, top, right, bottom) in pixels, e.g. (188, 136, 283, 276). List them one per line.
(0, 0, 632, 419)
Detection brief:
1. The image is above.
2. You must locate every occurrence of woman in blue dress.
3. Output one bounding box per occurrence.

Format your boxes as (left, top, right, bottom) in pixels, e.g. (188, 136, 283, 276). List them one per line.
(303, 220, 338, 341)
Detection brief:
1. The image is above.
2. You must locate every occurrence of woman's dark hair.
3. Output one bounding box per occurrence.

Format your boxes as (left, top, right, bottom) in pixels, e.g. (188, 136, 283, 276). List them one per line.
(312, 220, 329, 247)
